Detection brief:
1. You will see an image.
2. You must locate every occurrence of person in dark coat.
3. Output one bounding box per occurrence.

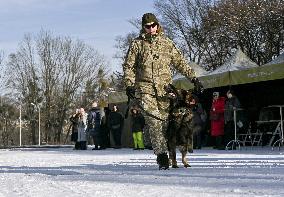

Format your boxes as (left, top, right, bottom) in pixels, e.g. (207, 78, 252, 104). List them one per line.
(189, 96, 206, 149)
(87, 102, 104, 150)
(130, 106, 145, 150)
(70, 109, 80, 150)
(224, 90, 241, 146)
(108, 105, 124, 148)
(100, 107, 111, 148)
(210, 92, 225, 150)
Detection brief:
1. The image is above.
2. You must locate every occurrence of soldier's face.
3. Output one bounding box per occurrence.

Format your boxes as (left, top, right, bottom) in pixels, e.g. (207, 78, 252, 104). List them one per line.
(80, 108, 85, 114)
(144, 22, 158, 35)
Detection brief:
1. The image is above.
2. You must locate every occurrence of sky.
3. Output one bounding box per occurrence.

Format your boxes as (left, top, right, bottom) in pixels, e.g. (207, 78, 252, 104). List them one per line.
(0, 147, 284, 196)
(0, 0, 155, 72)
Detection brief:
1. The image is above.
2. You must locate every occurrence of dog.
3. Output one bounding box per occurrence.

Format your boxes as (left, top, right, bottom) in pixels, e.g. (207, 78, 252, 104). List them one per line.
(165, 84, 194, 168)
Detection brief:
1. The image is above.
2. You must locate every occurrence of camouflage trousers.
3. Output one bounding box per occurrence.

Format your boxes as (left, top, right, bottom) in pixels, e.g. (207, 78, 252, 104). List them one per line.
(142, 124, 152, 148)
(139, 93, 169, 155)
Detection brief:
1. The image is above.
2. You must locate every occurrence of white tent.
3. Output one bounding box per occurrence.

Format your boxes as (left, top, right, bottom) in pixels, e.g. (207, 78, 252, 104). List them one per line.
(264, 52, 284, 65)
(173, 62, 207, 80)
(209, 48, 258, 75)
(173, 62, 207, 89)
(174, 48, 259, 89)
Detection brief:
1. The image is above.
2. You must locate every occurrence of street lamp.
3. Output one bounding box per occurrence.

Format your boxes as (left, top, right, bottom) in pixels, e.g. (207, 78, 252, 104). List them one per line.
(19, 105, 22, 146)
(31, 103, 41, 146)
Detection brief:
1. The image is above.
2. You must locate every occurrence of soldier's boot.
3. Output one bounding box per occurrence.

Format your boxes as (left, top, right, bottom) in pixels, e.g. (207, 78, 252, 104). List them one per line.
(171, 160, 179, 168)
(157, 152, 169, 170)
(168, 151, 178, 168)
(182, 151, 191, 168)
(168, 158, 172, 166)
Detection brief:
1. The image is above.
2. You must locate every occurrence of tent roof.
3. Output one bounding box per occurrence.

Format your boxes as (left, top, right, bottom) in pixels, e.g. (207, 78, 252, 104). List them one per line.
(210, 48, 258, 74)
(173, 62, 207, 80)
(190, 62, 207, 77)
(264, 53, 284, 65)
(172, 50, 284, 90)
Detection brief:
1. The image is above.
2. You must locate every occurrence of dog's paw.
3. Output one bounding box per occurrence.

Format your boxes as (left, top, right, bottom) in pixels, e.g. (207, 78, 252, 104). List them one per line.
(172, 164, 179, 168)
(159, 166, 170, 170)
(184, 163, 191, 168)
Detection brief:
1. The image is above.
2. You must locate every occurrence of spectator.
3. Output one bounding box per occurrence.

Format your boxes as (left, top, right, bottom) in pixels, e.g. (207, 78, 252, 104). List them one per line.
(189, 96, 206, 149)
(210, 92, 225, 150)
(108, 105, 124, 149)
(100, 107, 111, 148)
(87, 102, 104, 150)
(70, 109, 80, 150)
(77, 107, 88, 150)
(130, 106, 145, 150)
(224, 90, 241, 146)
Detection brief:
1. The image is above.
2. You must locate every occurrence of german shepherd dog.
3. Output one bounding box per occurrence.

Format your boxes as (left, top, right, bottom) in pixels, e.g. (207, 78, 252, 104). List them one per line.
(165, 84, 194, 168)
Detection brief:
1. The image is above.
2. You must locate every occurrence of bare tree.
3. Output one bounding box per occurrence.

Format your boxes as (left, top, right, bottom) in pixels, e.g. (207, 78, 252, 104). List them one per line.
(154, 0, 212, 65)
(0, 97, 18, 147)
(154, 0, 284, 69)
(80, 67, 110, 109)
(5, 31, 108, 144)
(40, 34, 107, 143)
(0, 50, 3, 68)
(202, 0, 284, 66)
(36, 31, 62, 143)
(7, 35, 41, 144)
(0, 51, 4, 93)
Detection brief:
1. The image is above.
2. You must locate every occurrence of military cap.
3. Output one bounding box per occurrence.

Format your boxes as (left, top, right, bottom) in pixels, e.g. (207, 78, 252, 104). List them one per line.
(142, 13, 159, 26)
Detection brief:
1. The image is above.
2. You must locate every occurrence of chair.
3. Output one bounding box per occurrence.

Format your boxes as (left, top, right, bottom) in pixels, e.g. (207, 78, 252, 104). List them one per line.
(250, 129, 263, 146)
(238, 127, 252, 146)
(238, 123, 263, 146)
(248, 106, 283, 146)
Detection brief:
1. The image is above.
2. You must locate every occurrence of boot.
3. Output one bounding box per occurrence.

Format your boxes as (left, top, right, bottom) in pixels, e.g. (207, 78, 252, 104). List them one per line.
(74, 142, 80, 150)
(81, 141, 87, 150)
(156, 152, 169, 170)
(216, 136, 225, 150)
(92, 145, 99, 150)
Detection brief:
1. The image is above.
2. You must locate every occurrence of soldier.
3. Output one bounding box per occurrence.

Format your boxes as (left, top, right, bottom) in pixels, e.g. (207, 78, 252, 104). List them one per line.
(123, 13, 203, 170)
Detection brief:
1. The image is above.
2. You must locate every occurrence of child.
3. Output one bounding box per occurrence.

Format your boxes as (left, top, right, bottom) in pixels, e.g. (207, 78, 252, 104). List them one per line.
(130, 106, 145, 150)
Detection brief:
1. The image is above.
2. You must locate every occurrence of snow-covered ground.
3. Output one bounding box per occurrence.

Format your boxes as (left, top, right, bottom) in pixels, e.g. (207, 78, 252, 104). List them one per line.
(1, 146, 284, 197)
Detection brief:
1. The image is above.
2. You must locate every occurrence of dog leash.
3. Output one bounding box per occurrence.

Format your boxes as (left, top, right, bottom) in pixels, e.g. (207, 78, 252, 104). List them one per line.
(125, 97, 166, 122)
(125, 84, 200, 122)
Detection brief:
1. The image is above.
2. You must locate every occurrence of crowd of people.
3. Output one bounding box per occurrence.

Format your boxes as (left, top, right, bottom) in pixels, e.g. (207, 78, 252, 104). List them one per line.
(69, 101, 149, 151)
(68, 88, 242, 152)
(70, 103, 123, 150)
(209, 90, 242, 150)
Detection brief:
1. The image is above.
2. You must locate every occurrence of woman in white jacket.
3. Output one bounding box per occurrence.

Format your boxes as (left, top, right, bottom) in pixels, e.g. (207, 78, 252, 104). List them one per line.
(77, 108, 88, 150)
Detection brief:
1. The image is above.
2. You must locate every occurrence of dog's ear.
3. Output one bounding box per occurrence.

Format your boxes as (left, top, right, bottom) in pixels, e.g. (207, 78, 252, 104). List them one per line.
(164, 84, 180, 101)
(164, 84, 178, 94)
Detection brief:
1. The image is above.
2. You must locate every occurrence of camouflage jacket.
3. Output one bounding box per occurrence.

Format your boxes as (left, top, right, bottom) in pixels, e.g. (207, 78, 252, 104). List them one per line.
(123, 32, 196, 97)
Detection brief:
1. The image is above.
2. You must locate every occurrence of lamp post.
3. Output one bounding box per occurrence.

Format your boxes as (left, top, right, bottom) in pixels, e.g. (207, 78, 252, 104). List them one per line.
(31, 103, 41, 146)
(19, 105, 22, 146)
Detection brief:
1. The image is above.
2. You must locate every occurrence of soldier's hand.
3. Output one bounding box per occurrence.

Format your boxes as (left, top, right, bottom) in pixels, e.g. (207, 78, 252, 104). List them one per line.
(126, 86, 135, 100)
(191, 77, 204, 94)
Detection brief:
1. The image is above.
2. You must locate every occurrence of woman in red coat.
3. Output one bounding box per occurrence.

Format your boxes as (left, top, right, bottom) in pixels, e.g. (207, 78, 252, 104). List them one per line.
(210, 92, 225, 150)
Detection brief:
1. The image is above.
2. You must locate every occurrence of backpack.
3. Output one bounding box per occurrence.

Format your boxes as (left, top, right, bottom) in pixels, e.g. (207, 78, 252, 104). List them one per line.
(88, 111, 99, 129)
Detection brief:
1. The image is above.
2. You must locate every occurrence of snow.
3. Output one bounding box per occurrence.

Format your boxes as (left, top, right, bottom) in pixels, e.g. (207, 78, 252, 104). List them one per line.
(210, 48, 258, 74)
(1, 147, 284, 197)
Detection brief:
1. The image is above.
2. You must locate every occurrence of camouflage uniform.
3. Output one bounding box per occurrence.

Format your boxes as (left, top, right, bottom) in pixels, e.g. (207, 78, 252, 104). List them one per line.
(123, 15, 196, 155)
